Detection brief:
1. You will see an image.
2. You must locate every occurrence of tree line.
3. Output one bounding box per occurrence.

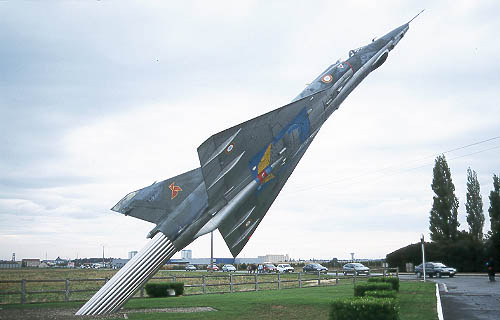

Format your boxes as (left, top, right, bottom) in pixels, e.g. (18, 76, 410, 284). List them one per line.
(387, 155, 500, 272)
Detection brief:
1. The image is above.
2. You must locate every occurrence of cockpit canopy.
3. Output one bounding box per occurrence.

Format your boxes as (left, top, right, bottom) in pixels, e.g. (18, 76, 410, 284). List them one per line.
(349, 47, 362, 57)
(292, 61, 351, 102)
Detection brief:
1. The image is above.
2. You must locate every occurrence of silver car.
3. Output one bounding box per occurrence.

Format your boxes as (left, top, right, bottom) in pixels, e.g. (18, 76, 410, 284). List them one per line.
(343, 263, 370, 275)
(222, 264, 236, 272)
(185, 264, 197, 271)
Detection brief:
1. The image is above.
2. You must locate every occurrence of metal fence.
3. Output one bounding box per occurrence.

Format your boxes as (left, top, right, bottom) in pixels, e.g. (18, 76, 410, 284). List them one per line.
(0, 268, 398, 305)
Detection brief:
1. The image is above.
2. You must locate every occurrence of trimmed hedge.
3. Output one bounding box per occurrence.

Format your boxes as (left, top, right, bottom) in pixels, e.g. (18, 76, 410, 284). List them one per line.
(354, 282, 392, 297)
(329, 297, 399, 320)
(145, 282, 184, 297)
(386, 239, 487, 272)
(365, 290, 397, 299)
(368, 277, 400, 291)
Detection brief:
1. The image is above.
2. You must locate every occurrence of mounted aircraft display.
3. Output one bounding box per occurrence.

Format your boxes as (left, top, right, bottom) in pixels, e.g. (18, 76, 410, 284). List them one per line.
(77, 13, 422, 315)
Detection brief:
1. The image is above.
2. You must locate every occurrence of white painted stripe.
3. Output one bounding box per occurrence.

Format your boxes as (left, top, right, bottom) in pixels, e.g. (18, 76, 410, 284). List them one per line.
(207, 151, 245, 190)
(442, 283, 448, 293)
(436, 283, 444, 320)
(224, 206, 256, 239)
(231, 218, 260, 249)
(202, 128, 242, 167)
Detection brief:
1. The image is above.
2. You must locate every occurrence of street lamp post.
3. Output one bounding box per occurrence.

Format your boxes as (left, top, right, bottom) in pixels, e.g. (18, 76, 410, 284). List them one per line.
(420, 234, 426, 282)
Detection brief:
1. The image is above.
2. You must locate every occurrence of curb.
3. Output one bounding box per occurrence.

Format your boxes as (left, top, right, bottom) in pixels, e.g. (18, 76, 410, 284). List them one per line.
(435, 283, 444, 320)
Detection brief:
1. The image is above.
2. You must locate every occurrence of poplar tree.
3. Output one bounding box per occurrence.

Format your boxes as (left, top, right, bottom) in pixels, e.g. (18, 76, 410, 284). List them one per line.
(465, 168, 484, 241)
(429, 155, 460, 241)
(488, 174, 500, 254)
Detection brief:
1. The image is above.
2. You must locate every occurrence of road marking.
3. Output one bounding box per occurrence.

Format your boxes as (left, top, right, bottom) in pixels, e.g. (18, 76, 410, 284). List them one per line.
(436, 283, 444, 320)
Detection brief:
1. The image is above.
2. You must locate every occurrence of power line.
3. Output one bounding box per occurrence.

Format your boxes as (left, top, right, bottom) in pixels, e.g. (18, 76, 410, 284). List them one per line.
(284, 135, 500, 195)
(442, 136, 500, 155)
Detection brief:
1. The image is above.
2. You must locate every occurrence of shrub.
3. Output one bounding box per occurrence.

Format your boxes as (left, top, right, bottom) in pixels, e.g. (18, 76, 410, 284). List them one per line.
(368, 277, 400, 291)
(329, 297, 399, 320)
(364, 290, 397, 299)
(386, 239, 486, 272)
(145, 282, 184, 297)
(354, 282, 392, 297)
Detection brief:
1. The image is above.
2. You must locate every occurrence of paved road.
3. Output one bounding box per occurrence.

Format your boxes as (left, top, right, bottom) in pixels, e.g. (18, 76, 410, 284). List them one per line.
(430, 276, 500, 320)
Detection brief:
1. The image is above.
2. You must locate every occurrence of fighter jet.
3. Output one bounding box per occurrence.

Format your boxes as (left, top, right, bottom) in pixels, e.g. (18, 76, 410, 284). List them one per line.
(77, 14, 421, 315)
(111, 18, 415, 256)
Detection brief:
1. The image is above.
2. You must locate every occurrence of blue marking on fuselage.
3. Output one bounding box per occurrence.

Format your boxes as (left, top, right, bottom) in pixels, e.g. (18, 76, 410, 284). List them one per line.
(248, 107, 311, 185)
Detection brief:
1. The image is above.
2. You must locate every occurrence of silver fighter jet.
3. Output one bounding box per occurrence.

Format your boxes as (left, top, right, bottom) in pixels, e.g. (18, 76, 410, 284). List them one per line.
(77, 14, 420, 315)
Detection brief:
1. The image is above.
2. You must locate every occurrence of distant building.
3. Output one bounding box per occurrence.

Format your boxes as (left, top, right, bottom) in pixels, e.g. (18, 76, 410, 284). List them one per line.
(235, 257, 263, 264)
(111, 258, 129, 269)
(181, 250, 192, 260)
(55, 257, 68, 266)
(166, 258, 190, 265)
(0, 261, 20, 269)
(258, 254, 289, 263)
(171, 257, 263, 266)
(22, 259, 40, 268)
(128, 251, 138, 259)
(177, 250, 265, 265)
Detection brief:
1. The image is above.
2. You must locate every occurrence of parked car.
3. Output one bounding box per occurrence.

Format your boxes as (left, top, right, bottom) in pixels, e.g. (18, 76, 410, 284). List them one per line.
(206, 264, 219, 271)
(342, 263, 370, 276)
(303, 263, 328, 272)
(277, 264, 294, 273)
(263, 263, 278, 273)
(222, 264, 236, 272)
(185, 264, 197, 271)
(415, 262, 456, 278)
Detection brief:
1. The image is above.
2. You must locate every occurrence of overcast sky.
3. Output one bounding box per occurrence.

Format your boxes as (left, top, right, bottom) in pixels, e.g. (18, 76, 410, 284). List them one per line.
(1, 1, 499, 262)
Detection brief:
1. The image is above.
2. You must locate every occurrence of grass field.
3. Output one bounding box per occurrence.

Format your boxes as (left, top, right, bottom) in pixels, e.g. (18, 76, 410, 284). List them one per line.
(0, 281, 437, 319)
(0, 268, 358, 304)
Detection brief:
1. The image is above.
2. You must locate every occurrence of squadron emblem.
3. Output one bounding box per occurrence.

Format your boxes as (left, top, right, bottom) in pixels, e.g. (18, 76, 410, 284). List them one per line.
(169, 182, 183, 200)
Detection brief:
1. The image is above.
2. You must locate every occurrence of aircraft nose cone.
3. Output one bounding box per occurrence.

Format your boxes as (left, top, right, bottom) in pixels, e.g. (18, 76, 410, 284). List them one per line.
(381, 23, 409, 50)
(382, 24, 408, 41)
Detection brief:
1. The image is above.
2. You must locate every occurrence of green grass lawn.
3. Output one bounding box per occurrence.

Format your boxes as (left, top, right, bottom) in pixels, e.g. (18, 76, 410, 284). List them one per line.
(0, 269, 352, 304)
(123, 281, 437, 320)
(0, 281, 437, 319)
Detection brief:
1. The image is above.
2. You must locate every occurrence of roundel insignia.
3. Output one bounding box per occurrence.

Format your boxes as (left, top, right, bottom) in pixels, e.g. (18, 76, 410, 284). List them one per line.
(245, 220, 252, 227)
(321, 74, 333, 83)
(226, 143, 234, 154)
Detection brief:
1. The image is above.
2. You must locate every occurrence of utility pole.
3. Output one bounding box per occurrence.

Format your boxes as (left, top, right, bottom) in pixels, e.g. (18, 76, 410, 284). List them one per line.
(210, 231, 214, 273)
(102, 245, 105, 269)
(421, 234, 426, 282)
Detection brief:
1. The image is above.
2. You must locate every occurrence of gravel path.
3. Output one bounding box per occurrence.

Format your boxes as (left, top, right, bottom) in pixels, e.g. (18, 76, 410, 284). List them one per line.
(0, 307, 216, 320)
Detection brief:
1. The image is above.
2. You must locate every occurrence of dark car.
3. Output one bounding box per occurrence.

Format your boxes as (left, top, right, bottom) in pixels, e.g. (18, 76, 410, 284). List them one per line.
(303, 263, 328, 272)
(415, 262, 456, 278)
(342, 263, 370, 276)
